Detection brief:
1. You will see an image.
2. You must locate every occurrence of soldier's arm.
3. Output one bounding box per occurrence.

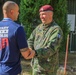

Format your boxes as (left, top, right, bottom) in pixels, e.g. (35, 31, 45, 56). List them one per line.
(35, 27, 63, 58)
(28, 29, 36, 49)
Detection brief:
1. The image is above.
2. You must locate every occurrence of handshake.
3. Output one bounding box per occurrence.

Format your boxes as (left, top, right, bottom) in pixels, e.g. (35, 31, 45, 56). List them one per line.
(21, 48, 35, 59)
(26, 48, 35, 59)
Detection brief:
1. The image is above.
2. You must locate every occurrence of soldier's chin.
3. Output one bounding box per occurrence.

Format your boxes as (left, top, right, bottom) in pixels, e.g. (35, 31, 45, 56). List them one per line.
(42, 21, 46, 24)
(42, 23, 48, 25)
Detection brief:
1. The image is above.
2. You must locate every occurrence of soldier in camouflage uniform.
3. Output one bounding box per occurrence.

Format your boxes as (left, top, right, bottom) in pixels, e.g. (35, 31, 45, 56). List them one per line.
(28, 5, 63, 75)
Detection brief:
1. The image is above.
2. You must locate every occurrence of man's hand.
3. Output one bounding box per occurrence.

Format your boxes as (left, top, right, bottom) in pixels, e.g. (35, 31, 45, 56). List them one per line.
(26, 50, 35, 59)
(20, 48, 35, 59)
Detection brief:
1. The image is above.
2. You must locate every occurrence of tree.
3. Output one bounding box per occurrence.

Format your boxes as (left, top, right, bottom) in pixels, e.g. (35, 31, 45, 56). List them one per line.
(19, 0, 51, 38)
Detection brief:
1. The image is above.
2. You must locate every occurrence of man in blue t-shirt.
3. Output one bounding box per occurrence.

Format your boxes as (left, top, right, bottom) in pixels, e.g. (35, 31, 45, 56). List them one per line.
(0, 1, 35, 75)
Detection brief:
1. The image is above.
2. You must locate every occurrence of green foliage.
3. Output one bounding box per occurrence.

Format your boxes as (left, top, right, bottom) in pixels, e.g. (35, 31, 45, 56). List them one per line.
(19, 0, 69, 51)
(19, 0, 51, 38)
(52, 0, 70, 51)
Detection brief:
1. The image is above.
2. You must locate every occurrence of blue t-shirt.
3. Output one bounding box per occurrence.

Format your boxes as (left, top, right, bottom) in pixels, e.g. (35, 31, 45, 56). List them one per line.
(0, 18, 28, 75)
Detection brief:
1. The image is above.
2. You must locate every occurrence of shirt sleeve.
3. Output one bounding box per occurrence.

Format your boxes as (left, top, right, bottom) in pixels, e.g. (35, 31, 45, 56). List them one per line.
(16, 26, 28, 49)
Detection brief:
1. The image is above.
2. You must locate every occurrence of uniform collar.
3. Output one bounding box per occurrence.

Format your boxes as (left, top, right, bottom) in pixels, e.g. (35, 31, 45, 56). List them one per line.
(43, 21, 54, 28)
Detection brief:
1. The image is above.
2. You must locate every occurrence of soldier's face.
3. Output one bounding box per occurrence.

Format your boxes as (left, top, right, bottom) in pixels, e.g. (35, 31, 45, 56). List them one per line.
(39, 11, 53, 24)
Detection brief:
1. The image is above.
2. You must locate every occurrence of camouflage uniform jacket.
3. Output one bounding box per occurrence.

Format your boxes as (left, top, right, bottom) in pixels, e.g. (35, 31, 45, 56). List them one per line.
(28, 21, 63, 75)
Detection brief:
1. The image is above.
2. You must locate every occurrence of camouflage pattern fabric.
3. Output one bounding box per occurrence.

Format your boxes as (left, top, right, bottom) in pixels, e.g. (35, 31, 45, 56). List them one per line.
(28, 21, 63, 75)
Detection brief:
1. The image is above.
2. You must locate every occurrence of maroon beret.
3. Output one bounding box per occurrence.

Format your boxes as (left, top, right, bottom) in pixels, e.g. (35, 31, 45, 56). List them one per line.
(39, 5, 53, 12)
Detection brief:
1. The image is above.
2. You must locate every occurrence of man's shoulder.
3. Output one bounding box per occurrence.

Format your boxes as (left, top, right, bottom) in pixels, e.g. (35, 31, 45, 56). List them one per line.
(52, 21, 61, 29)
(11, 21, 21, 27)
(35, 23, 43, 29)
(7, 21, 23, 31)
(52, 21, 58, 26)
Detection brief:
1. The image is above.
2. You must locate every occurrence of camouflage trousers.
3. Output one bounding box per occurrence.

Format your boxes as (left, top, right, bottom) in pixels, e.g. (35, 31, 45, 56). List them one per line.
(31, 56, 58, 75)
